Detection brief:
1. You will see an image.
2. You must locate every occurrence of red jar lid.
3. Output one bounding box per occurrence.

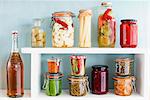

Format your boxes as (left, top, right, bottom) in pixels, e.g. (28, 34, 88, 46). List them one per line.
(92, 65, 108, 71)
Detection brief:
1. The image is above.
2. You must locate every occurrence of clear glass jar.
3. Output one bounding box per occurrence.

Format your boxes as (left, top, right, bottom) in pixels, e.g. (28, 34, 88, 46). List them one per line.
(98, 2, 116, 48)
(42, 73, 63, 96)
(91, 65, 108, 95)
(70, 55, 86, 76)
(113, 76, 136, 96)
(31, 18, 46, 47)
(51, 11, 75, 48)
(120, 19, 138, 48)
(47, 57, 61, 73)
(78, 9, 92, 47)
(115, 58, 133, 76)
(68, 76, 89, 96)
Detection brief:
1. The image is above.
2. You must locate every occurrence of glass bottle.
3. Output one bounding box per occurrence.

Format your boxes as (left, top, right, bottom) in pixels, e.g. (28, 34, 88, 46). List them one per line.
(31, 18, 46, 48)
(98, 2, 116, 48)
(6, 31, 24, 98)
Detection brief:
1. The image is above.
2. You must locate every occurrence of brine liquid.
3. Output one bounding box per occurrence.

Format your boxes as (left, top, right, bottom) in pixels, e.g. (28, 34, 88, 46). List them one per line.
(6, 52, 24, 97)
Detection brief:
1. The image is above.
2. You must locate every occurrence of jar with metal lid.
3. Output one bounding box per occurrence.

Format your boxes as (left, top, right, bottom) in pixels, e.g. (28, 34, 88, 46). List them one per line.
(70, 55, 86, 76)
(47, 57, 61, 73)
(120, 19, 138, 48)
(42, 73, 64, 96)
(98, 2, 116, 48)
(68, 76, 89, 96)
(91, 65, 108, 95)
(115, 58, 133, 76)
(51, 11, 75, 48)
(113, 76, 136, 96)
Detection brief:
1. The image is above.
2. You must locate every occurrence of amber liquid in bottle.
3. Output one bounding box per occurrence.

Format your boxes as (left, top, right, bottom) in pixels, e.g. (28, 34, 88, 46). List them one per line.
(6, 31, 24, 98)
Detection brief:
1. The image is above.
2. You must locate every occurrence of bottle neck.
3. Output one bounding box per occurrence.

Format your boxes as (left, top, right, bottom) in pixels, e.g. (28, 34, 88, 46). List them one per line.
(11, 33, 19, 52)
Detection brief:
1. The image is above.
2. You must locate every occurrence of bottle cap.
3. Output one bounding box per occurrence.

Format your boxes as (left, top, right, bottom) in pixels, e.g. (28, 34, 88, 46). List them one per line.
(34, 18, 41, 26)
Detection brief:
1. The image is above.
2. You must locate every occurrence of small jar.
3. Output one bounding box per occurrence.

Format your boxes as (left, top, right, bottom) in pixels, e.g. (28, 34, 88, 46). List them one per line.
(120, 19, 138, 48)
(113, 76, 136, 96)
(51, 11, 75, 48)
(42, 73, 63, 96)
(31, 18, 46, 48)
(70, 55, 86, 76)
(91, 65, 108, 95)
(115, 58, 133, 76)
(68, 76, 89, 96)
(47, 57, 61, 73)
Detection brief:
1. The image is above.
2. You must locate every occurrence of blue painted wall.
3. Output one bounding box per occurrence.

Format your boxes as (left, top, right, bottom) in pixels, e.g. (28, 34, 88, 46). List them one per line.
(0, 0, 148, 89)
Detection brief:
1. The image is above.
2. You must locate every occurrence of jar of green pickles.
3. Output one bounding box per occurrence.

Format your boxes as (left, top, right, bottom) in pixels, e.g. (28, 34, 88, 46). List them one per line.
(68, 76, 89, 96)
(42, 73, 63, 96)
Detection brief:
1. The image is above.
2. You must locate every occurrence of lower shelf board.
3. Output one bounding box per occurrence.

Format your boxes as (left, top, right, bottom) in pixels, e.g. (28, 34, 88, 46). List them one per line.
(0, 89, 31, 99)
(39, 90, 144, 100)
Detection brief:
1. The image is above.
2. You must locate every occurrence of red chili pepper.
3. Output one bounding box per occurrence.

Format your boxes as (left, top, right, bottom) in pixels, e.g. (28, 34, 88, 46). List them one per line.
(103, 9, 112, 20)
(53, 18, 68, 29)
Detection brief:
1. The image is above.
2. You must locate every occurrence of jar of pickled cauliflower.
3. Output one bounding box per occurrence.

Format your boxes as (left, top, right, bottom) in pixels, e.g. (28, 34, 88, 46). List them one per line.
(51, 11, 75, 48)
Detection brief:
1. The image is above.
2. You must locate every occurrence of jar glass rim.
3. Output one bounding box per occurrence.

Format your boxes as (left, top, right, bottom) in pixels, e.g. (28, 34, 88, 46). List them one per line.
(121, 19, 137, 23)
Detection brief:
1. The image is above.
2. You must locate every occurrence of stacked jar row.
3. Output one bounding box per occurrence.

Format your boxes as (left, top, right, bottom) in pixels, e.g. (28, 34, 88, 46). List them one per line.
(31, 2, 138, 48)
(42, 56, 136, 97)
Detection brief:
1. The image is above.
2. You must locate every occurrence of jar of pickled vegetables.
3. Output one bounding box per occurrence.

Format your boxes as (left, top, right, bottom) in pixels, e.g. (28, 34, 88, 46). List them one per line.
(115, 58, 133, 76)
(42, 73, 63, 96)
(113, 76, 136, 96)
(51, 11, 75, 48)
(91, 65, 108, 95)
(32, 18, 46, 47)
(120, 19, 138, 48)
(78, 9, 92, 47)
(70, 55, 86, 76)
(68, 76, 89, 96)
(47, 57, 61, 73)
(98, 2, 116, 48)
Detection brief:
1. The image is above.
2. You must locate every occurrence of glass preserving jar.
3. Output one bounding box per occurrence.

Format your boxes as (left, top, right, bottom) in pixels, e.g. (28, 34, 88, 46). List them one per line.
(31, 18, 46, 48)
(91, 65, 108, 95)
(51, 11, 75, 48)
(78, 9, 92, 47)
(98, 2, 116, 48)
(115, 58, 133, 76)
(120, 19, 138, 48)
(68, 76, 89, 96)
(113, 76, 136, 96)
(42, 73, 63, 96)
(47, 57, 61, 73)
(70, 55, 86, 76)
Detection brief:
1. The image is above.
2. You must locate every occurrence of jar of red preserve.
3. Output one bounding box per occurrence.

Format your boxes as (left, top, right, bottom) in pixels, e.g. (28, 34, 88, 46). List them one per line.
(120, 19, 138, 48)
(91, 65, 108, 95)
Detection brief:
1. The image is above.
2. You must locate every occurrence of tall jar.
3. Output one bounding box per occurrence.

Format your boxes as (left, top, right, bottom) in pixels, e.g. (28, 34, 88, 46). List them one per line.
(70, 55, 86, 76)
(42, 73, 63, 96)
(68, 76, 89, 96)
(120, 19, 138, 48)
(78, 9, 92, 47)
(51, 11, 75, 48)
(113, 76, 136, 96)
(91, 65, 108, 95)
(31, 18, 46, 47)
(98, 2, 116, 48)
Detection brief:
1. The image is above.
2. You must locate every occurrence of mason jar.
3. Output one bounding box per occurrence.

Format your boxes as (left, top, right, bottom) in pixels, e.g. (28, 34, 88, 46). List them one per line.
(51, 11, 75, 48)
(42, 73, 63, 96)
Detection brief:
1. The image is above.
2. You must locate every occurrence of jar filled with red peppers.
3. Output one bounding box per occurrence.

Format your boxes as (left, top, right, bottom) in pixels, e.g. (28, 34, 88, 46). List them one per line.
(120, 19, 138, 48)
(98, 2, 116, 48)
